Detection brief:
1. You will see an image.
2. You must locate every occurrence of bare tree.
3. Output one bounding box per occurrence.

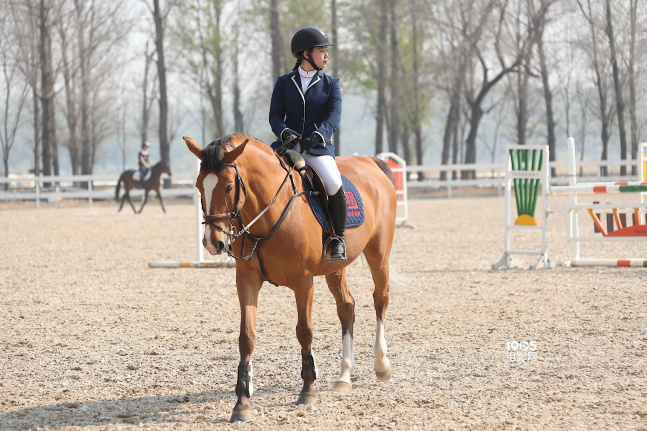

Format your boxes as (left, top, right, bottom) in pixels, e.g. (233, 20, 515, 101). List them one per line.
(177, 0, 225, 137)
(0, 11, 29, 182)
(146, 0, 175, 169)
(534, 0, 559, 176)
(408, 0, 425, 173)
(577, 0, 615, 175)
(604, 0, 628, 175)
(375, 0, 388, 155)
(269, 0, 283, 81)
(387, 0, 399, 154)
(331, 0, 341, 155)
(39, 0, 60, 179)
(9, 2, 42, 176)
(627, 0, 639, 175)
(140, 42, 158, 146)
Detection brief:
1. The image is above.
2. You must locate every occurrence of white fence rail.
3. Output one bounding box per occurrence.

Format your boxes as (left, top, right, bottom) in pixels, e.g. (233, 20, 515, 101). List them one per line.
(1, 159, 642, 206)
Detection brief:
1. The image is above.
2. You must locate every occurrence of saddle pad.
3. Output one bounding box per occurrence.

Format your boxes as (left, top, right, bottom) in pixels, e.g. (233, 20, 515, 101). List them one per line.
(131, 171, 152, 182)
(307, 175, 365, 229)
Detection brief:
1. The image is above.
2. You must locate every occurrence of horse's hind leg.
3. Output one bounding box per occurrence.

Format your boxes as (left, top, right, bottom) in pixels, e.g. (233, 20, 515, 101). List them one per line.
(325, 269, 355, 391)
(122, 192, 137, 214)
(364, 249, 392, 382)
(293, 281, 317, 405)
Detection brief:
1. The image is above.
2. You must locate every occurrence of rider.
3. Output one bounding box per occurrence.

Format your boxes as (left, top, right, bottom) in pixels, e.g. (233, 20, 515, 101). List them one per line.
(138, 141, 151, 185)
(269, 26, 346, 260)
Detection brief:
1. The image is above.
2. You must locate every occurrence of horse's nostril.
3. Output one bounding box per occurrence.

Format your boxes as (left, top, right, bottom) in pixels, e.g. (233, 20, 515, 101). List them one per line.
(217, 241, 225, 253)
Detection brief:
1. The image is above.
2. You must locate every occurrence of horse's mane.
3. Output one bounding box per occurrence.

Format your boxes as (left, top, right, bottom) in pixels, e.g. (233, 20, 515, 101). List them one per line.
(201, 133, 272, 173)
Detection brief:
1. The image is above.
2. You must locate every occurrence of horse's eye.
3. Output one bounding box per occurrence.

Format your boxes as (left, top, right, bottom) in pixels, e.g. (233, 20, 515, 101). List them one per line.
(225, 184, 233, 193)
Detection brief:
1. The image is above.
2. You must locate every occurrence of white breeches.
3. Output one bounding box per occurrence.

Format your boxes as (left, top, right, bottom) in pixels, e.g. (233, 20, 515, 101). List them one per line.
(302, 153, 343, 196)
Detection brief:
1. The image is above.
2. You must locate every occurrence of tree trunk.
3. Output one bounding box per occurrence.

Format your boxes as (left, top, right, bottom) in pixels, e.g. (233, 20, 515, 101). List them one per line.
(374, 0, 388, 155)
(537, 20, 556, 177)
(232, 41, 243, 132)
(409, 0, 423, 179)
(141, 42, 153, 145)
(59, 24, 80, 176)
(441, 85, 461, 181)
(331, 0, 340, 155)
(269, 0, 283, 80)
(74, 0, 92, 181)
(462, 104, 483, 179)
(604, 0, 627, 176)
(628, 0, 638, 175)
(153, 0, 170, 168)
(212, 0, 223, 136)
(39, 0, 58, 181)
(388, 0, 399, 154)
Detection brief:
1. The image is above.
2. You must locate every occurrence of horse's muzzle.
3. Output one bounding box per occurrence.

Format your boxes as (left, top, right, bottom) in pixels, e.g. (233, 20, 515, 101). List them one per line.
(204, 238, 226, 255)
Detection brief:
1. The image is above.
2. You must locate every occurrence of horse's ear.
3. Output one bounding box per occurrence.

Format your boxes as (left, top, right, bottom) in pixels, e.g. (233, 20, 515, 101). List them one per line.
(223, 138, 249, 163)
(184, 136, 203, 160)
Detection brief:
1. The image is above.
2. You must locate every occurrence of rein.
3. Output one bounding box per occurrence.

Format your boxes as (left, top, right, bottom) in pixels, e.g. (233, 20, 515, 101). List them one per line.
(202, 153, 315, 286)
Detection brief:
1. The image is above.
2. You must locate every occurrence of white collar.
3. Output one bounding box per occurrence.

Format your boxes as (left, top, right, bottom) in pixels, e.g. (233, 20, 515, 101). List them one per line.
(298, 66, 317, 79)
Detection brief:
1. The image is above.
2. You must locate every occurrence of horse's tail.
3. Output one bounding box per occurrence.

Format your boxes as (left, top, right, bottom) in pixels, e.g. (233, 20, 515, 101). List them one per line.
(372, 157, 396, 190)
(115, 174, 124, 201)
(388, 257, 407, 290)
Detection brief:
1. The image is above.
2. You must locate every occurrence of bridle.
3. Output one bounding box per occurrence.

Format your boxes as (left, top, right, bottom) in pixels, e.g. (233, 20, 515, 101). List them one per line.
(201, 153, 314, 286)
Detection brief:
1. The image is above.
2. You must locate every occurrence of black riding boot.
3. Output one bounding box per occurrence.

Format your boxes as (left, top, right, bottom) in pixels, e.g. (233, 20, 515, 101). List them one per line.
(328, 186, 347, 260)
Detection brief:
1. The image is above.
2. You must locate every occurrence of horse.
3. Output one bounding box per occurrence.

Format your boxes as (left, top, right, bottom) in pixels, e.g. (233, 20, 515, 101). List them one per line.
(184, 133, 397, 423)
(115, 161, 172, 214)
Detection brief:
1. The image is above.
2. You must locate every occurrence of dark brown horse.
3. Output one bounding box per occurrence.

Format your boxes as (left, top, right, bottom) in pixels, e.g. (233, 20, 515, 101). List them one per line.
(115, 161, 172, 214)
(184, 133, 397, 422)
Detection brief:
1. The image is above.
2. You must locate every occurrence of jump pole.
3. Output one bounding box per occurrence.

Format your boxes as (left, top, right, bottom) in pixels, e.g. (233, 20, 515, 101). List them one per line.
(149, 158, 235, 269)
(549, 138, 647, 268)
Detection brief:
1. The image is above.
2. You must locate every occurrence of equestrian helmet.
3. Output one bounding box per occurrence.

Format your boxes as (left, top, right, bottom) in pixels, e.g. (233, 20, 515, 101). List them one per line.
(290, 26, 333, 58)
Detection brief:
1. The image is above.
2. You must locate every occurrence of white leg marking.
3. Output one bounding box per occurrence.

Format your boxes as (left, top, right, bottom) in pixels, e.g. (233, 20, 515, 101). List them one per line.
(335, 331, 354, 387)
(248, 359, 254, 397)
(202, 173, 219, 254)
(374, 319, 391, 374)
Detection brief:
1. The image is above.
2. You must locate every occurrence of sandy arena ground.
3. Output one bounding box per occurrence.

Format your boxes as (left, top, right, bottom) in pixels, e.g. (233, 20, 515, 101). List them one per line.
(1, 196, 646, 430)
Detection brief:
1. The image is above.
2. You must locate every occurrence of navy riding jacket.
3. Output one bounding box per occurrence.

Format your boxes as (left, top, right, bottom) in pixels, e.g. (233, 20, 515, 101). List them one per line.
(269, 69, 342, 157)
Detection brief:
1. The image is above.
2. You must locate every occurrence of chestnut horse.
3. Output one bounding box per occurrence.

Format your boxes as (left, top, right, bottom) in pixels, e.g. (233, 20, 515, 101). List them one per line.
(115, 161, 171, 214)
(184, 134, 396, 422)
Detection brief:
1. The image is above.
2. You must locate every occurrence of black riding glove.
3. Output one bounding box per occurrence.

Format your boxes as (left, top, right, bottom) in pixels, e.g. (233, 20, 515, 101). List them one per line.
(299, 133, 323, 154)
(281, 128, 300, 146)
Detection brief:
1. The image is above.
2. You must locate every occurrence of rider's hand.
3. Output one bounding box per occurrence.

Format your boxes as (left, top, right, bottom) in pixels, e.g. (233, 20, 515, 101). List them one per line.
(281, 128, 300, 146)
(299, 133, 322, 154)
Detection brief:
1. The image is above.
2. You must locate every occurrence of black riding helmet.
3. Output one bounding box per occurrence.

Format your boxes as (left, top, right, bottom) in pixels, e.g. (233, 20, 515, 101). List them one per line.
(291, 26, 333, 71)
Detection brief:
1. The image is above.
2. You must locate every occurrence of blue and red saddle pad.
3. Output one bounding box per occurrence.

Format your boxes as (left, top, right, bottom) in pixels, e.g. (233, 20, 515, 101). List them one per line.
(305, 175, 365, 229)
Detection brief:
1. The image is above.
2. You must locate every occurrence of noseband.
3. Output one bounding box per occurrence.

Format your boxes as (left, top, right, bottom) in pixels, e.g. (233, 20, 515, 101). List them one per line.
(201, 154, 314, 286)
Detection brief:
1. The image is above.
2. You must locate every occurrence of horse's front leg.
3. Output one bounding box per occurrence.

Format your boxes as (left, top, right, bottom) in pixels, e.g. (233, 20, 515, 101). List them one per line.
(155, 189, 166, 213)
(325, 269, 355, 391)
(294, 281, 317, 405)
(138, 190, 150, 213)
(230, 271, 262, 423)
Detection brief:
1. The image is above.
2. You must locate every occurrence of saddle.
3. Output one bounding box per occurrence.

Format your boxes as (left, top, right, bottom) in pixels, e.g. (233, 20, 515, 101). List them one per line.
(132, 171, 151, 182)
(282, 150, 365, 231)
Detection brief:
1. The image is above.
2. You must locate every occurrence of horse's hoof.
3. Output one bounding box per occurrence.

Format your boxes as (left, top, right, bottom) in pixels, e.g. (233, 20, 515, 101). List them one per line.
(229, 407, 253, 423)
(296, 392, 317, 405)
(332, 381, 352, 392)
(376, 363, 392, 382)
